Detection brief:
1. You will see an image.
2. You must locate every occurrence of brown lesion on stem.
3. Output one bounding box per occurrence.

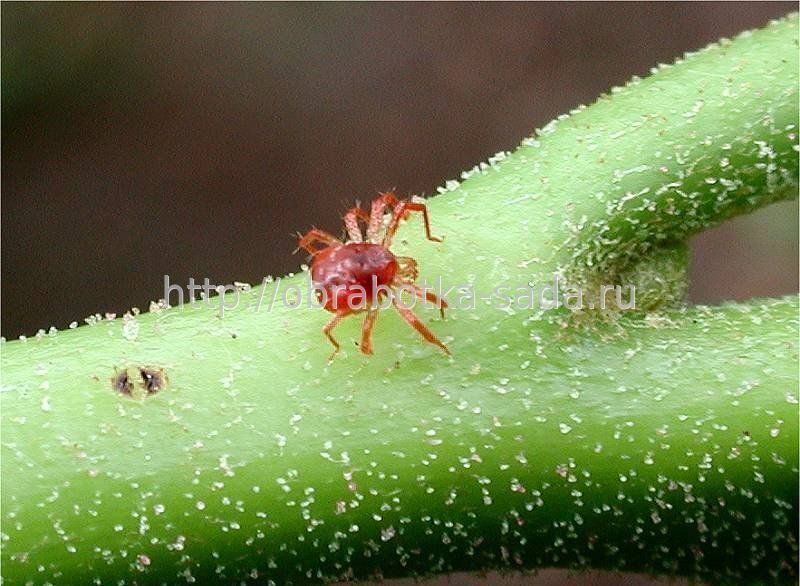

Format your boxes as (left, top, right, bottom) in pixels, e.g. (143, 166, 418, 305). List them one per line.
(139, 367, 166, 394)
(111, 368, 133, 395)
(110, 366, 168, 397)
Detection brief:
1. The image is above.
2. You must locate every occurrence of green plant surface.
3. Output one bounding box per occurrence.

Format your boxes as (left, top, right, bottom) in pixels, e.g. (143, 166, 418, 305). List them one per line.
(2, 14, 798, 586)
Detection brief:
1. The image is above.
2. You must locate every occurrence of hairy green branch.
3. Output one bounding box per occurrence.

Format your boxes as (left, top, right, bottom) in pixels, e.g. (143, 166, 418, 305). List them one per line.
(2, 14, 798, 585)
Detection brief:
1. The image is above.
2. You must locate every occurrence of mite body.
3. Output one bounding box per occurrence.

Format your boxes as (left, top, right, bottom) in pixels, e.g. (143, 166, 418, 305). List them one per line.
(311, 242, 398, 312)
(298, 192, 449, 360)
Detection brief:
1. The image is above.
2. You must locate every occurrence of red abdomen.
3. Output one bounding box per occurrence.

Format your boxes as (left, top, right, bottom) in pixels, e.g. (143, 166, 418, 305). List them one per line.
(311, 243, 397, 313)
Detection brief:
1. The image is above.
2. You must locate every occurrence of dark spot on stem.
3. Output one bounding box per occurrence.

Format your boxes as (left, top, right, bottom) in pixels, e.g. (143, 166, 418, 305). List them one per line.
(139, 367, 166, 394)
(111, 367, 167, 397)
(111, 370, 133, 395)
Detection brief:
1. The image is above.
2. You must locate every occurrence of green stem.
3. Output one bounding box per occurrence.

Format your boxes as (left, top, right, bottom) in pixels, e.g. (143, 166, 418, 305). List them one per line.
(2, 14, 798, 585)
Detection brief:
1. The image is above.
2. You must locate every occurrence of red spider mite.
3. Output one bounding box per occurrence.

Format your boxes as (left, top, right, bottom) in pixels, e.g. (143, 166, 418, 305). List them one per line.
(298, 191, 450, 361)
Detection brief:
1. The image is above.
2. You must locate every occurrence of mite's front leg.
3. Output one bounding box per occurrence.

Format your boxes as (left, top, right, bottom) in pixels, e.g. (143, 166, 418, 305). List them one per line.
(298, 229, 341, 254)
(367, 191, 401, 243)
(343, 207, 370, 243)
(383, 200, 442, 247)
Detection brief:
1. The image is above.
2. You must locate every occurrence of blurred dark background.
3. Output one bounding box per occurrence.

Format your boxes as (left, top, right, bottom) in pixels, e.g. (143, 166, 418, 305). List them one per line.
(3, 2, 797, 341)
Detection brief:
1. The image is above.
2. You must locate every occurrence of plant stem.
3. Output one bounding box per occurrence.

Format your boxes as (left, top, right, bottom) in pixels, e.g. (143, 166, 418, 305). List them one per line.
(2, 14, 798, 586)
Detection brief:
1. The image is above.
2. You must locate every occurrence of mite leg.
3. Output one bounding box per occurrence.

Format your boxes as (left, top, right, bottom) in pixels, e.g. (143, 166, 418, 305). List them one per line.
(383, 200, 441, 248)
(414, 286, 448, 318)
(298, 229, 341, 254)
(343, 207, 371, 243)
(360, 307, 379, 355)
(367, 191, 401, 243)
(392, 300, 450, 355)
(323, 311, 348, 362)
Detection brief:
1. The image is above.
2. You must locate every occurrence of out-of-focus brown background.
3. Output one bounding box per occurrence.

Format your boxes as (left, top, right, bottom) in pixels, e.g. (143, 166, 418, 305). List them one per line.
(2, 3, 797, 340)
(2, 4, 797, 585)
